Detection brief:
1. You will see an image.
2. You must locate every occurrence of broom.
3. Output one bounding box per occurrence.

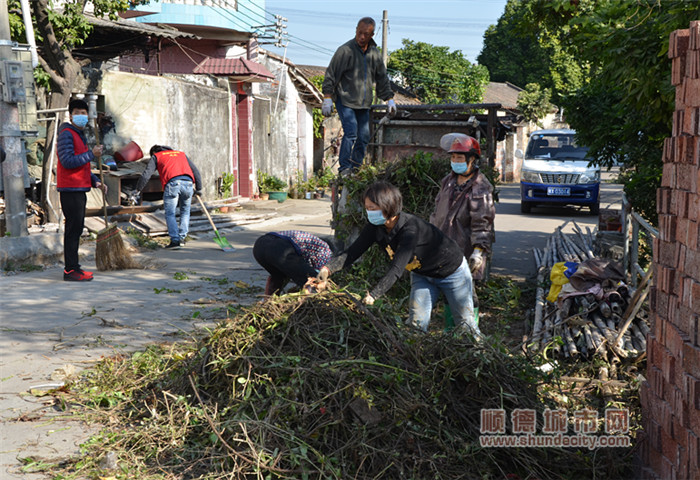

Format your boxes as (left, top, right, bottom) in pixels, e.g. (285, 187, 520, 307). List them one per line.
(93, 119, 137, 271)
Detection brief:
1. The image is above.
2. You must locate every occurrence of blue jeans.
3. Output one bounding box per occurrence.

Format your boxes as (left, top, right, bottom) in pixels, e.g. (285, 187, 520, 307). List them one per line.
(408, 257, 481, 337)
(336, 100, 370, 172)
(163, 176, 194, 243)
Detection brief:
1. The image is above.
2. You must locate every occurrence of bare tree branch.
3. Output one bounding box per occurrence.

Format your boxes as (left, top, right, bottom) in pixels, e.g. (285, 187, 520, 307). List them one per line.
(37, 56, 65, 91)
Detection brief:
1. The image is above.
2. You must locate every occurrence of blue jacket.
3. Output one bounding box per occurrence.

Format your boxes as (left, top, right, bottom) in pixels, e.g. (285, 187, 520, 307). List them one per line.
(56, 122, 99, 192)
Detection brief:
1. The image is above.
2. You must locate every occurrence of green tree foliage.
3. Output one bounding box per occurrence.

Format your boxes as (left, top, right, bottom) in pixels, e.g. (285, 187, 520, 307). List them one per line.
(477, 0, 587, 99)
(388, 39, 489, 104)
(310, 75, 325, 139)
(517, 83, 555, 126)
(9, 0, 151, 92)
(533, 0, 700, 221)
(482, 0, 700, 221)
(477, 2, 550, 90)
(7, 1, 25, 38)
(8, 0, 150, 212)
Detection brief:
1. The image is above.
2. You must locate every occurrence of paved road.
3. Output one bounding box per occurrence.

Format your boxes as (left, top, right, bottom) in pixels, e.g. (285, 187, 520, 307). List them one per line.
(491, 176, 623, 281)
(0, 198, 336, 480)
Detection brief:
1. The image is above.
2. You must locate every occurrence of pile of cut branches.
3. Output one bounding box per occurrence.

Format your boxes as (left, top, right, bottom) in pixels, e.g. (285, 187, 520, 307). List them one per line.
(67, 292, 633, 480)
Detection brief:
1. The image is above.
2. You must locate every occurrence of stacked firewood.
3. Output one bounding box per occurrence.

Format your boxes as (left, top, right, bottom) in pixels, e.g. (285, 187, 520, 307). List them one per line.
(530, 221, 651, 360)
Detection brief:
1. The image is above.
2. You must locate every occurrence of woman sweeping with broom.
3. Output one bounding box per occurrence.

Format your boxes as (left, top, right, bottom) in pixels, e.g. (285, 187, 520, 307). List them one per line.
(56, 99, 107, 282)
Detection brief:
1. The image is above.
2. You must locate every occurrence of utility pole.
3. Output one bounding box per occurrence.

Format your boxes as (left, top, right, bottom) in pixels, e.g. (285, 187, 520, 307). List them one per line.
(381, 10, 388, 67)
(0, 0, 28, 236)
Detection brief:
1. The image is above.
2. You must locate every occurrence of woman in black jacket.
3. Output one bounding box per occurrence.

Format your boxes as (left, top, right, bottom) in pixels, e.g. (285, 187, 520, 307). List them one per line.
(318, 181, 480, 337)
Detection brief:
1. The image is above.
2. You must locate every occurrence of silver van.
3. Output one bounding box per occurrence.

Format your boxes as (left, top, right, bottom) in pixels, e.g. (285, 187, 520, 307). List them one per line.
(516, 129, 600, 214)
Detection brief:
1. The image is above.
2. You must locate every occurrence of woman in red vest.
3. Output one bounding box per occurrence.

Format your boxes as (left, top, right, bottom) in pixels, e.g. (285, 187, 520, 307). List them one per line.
(56, 99, 106, 282)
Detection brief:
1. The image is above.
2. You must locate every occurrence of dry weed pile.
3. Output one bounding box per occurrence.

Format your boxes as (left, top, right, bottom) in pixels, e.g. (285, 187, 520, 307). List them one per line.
(75, 293, 632, 479)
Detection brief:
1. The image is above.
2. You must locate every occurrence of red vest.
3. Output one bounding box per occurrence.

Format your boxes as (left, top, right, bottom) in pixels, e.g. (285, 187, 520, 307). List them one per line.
(57, 128, 92, 189)
(155, 150, 193, 188)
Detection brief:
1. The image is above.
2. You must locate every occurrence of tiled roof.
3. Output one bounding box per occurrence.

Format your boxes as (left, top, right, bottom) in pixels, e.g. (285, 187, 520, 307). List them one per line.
(483, 82, 523, 110)
(85, 14, 198, 39)
(193, 57, 274, 81)
(296, 64, 326, 80)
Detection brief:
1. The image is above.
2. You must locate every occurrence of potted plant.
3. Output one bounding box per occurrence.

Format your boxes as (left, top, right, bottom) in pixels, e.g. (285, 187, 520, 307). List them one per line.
(314, 166, 334, 197)
(220, 172, 236, 199)
(258, 171, 288, 202)
(218, 172, 236, 211)
(291, 172, 316, 199)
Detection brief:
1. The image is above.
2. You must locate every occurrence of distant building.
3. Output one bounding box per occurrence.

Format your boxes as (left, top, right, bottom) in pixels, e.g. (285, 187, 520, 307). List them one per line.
(104, 0, 323, 199)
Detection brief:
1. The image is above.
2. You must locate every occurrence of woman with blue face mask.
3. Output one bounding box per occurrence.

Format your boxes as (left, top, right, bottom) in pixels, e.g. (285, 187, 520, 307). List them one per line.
(430, 133, 495, 282)
(315, 181, 481, 338)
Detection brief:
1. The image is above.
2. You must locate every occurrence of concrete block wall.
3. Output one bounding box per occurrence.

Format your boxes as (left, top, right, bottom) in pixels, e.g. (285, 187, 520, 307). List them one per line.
(641, 20, 700, 480)
(94, 71, 232, 200)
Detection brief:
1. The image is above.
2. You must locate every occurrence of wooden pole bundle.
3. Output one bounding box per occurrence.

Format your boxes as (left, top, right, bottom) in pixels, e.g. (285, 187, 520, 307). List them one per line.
(531, 243, 550, 350)
(528, 223, 651, 362)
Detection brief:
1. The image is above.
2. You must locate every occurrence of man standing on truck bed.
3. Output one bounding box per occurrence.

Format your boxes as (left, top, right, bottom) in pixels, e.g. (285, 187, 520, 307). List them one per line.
(322, 17, 396, 176)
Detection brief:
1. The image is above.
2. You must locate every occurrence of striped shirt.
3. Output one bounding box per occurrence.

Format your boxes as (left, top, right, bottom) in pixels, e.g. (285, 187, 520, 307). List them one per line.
(271, 230, 332, 271)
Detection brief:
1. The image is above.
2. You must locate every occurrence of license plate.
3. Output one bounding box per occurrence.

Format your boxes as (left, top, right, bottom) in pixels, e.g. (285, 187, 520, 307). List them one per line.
(547, 187, 570, 196)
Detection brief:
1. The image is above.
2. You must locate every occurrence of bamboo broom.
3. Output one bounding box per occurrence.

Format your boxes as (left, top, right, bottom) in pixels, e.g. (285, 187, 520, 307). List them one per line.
(93, 117, 137, 271)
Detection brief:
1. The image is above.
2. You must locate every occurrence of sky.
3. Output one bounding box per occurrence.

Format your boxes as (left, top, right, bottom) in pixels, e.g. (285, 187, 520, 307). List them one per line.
(258, 0, 509, 67)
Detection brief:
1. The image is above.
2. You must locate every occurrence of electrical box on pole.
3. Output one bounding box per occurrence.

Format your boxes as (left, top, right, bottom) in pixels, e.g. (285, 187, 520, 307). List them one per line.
(0, 45, 39, 194)
(0, 60, 25, 103)
(1, 0, 28, 237)
(13, 46, 38, 136)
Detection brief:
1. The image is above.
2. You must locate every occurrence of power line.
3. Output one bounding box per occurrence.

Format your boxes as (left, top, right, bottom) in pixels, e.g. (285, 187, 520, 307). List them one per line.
(266, 7, 492, 29)
(285, 34, 335, 56)
(201, 1, 288, 47)
(205, 4, 262, 35)
(238, 2, 346, 56)
(214, 2, 290, 47)
(217, 0, 269, 32)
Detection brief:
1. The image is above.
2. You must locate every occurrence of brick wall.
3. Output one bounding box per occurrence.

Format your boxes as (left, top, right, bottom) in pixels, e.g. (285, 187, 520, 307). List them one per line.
(237, 92, 254, 199)
(641, 20, 700, 480)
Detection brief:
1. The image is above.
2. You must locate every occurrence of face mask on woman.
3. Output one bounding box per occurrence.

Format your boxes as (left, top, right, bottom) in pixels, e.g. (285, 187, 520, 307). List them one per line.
(451, 162, 468, 175)
(366, 209, 386, 226)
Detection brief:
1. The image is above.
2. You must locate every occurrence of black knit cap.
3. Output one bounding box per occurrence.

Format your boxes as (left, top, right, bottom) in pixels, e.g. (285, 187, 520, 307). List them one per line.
(149, 145, 174, 156)
(68, 99, 88, 113)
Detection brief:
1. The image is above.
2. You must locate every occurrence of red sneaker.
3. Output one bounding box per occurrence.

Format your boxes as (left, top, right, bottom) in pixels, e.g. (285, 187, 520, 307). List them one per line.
(63, 269, 94, 282)
(78, 268, 94, 279)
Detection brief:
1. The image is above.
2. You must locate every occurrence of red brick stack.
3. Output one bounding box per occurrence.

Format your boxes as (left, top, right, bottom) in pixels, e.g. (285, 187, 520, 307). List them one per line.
(641, 20, 700, 480)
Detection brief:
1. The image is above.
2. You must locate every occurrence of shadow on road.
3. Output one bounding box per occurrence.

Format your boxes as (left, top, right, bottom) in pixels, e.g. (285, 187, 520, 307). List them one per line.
(491, 182, 622, 281)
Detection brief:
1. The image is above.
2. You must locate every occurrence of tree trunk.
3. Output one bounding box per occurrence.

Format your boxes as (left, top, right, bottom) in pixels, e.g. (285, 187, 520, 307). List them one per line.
(32, 0, 83, 222)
